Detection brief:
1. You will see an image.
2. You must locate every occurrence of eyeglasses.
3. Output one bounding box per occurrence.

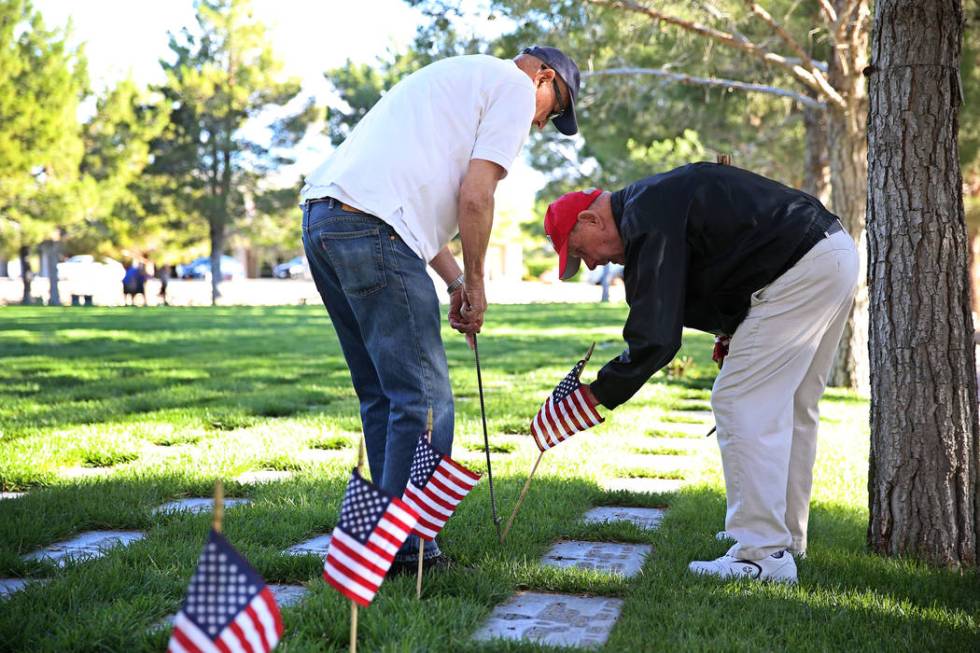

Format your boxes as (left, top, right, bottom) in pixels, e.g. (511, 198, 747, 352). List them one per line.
(548, 75, 565, 120)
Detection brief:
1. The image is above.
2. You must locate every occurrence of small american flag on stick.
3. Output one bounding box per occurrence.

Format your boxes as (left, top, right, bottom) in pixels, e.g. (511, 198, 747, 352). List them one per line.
(403, 433, 481, 540)
(167, 529, 283, 653)
(322, 470, 418, 607)
(530, 343, 603, 451)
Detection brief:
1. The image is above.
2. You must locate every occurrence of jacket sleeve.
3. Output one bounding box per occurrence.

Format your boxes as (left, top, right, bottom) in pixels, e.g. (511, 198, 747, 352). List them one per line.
(589, 223, 688, 410)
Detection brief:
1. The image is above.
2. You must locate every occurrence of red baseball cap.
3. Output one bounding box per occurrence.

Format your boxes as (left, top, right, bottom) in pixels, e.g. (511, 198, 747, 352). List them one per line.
(544, 188, 603, 280)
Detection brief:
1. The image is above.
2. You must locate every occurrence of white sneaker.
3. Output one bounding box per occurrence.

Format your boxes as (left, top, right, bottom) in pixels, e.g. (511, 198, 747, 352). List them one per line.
(688, 550, 798, 584)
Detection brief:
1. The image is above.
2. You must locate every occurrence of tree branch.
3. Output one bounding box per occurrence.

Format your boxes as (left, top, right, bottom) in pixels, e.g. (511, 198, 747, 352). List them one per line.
(818, 0, 837, 26)
(588, 0, 845, 108)
(744, 1, 841, 102)
(744, 2, 813, 70)
(583, 67, 827, 110)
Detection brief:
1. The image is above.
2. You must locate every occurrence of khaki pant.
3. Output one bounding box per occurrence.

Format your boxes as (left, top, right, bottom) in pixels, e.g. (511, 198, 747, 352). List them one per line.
(711, 229, 859, 560)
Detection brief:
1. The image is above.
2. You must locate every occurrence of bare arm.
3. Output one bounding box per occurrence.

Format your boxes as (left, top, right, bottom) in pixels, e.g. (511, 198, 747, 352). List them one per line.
(456, 158, 505, 333)
(429, 246, 463, 286)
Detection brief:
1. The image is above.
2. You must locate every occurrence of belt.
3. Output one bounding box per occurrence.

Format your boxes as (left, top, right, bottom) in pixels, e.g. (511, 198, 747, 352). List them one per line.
(774, 214, 845, 279)
(306, 196, 366, 214)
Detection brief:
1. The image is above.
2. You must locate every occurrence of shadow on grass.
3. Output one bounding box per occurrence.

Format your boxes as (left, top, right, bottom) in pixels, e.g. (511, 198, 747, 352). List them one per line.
(0, 472, 614, 653)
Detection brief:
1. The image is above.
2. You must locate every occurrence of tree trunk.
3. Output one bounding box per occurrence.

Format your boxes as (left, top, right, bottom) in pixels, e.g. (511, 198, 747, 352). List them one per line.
(19, 245, 31, 305)
(802, 102, 831, 204)
(867, 0, 977, 567)
(826, 0, 871, 393)
(39, 239, 61, 306)
(210, 224, 224, 306)
(971, 227, 980, 317)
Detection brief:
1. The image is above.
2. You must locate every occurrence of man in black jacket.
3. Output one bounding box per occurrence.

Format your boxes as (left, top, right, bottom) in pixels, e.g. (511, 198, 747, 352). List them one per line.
(544, 162, 859, 583)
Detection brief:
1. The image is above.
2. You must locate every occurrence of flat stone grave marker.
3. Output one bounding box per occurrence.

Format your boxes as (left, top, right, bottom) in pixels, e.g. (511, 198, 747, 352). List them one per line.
(0, 578, 30, 600)
(0, 492, 25, 501)
(541, 540, 652, 578)
(298, 449, 342, 463)
(284, 534, 332, 557)
(235, 470, 293, 485)
(648, 420, 711, 436)
(59, 467, 113, 480)
(154, 583, 309, 631)
(153, 498, 251, 515)
(619, 454, 694, 472)
(472, 591, 624, 649)
(641, 437, 709, 453)
(603, 477, 684, 495)
(269, 583, 308, 608)
(582, 506, 666, 531)
(23, 530, 145, 566)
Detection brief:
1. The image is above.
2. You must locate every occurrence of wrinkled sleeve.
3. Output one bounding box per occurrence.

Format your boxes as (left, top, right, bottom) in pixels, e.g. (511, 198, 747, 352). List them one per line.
(589, 221, 688, 410)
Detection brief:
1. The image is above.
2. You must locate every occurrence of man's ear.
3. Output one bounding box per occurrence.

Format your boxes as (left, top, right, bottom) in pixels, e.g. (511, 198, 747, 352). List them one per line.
(577, 210, 601, 227)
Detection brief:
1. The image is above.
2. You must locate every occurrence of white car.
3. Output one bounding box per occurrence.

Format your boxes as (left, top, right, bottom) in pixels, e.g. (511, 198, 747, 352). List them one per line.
(57, 255, 126, 283)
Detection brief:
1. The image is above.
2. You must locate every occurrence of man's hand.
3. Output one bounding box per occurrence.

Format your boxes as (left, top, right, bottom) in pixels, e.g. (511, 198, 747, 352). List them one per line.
(712, 335, 731, 369)
(456, 280, 487, 335)
(447, 286, 476, 348)
(581, 383, 601, 409)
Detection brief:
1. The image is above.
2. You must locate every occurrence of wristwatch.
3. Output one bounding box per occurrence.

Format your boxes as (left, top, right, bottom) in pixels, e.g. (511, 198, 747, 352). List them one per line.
(447, 274, 464, 294)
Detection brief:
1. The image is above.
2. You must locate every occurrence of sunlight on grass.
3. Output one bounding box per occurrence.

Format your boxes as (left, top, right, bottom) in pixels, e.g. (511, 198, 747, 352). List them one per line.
(0, 305, 975, 652)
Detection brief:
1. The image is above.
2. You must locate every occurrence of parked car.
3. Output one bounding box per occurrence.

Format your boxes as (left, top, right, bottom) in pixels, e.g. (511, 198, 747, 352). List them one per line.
(177, 255, 245, 280)
(586, 263, 625, 285)
(57, 255, 125, 283)
(273, 255, 309, 279)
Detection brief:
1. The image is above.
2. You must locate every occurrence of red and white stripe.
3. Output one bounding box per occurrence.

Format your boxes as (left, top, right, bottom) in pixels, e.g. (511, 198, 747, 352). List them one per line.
(168, 586, 283, 653)
(530, 385, 603, 452)
(322, 498, 418, 607)
(403, 457, 480, 540)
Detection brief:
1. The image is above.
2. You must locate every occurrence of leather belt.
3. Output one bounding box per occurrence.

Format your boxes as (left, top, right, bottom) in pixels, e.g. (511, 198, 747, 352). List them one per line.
(340, 202, 364, 214)
(306, 197, 366, 214)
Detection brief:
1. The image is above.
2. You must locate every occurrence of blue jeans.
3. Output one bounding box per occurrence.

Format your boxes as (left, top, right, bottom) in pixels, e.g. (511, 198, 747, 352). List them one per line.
(302, 199, 453, 561)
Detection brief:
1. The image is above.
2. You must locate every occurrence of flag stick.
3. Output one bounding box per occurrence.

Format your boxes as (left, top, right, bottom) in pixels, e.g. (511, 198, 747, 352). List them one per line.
(213, 479, 224, 533)
(417, 408, 433, 599)
(350, 601, 358, 653)
(473, 334, 503, 543)
(500, 451, 544, 543)
(357, 435, 366, 476)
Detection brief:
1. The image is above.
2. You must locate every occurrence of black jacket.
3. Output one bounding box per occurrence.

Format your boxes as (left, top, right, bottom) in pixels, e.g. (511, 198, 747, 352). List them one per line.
(590, 162, 839, 409)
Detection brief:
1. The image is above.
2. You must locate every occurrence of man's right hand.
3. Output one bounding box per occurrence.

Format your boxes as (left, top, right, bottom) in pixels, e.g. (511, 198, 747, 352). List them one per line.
(456, 281, 487, 335)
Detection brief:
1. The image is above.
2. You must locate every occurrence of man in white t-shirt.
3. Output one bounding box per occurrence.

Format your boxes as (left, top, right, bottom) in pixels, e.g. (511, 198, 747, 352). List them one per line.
(300, 46, 581, 572)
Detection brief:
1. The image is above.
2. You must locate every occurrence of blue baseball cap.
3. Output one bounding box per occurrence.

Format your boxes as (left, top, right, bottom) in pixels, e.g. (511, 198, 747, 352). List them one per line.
(521, 46, 581, 136)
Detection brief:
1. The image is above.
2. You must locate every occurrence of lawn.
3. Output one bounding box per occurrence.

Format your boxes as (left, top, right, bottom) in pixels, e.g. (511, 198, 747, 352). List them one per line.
(0, 304, 975, 652)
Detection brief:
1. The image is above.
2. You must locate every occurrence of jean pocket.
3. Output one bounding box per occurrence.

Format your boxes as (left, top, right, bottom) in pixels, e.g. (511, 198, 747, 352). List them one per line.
(318, 226, 387, 297)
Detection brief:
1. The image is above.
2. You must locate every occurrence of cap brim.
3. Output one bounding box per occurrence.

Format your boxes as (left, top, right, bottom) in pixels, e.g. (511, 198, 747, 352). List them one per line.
(559, 253, 581, 280)
(552, 101, 578, 136)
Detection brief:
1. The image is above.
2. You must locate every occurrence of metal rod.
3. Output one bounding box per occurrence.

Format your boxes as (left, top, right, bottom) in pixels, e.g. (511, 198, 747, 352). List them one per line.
(473, 333, 502, 542)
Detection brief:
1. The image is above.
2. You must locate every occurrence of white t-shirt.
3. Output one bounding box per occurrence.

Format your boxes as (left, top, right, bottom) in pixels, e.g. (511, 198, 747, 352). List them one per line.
(301, 55, 536, 262)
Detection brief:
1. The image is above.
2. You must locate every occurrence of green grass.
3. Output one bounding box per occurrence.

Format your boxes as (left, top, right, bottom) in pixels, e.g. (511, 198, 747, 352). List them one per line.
(0, 305, 976, 652)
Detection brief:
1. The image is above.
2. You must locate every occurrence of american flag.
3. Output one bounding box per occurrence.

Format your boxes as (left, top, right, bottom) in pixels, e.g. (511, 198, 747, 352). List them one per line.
(530, 344, 604, 451)
(167, 529, 283, 653)
(402, 433, 481, 540)
(322, 469, 418, 607)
